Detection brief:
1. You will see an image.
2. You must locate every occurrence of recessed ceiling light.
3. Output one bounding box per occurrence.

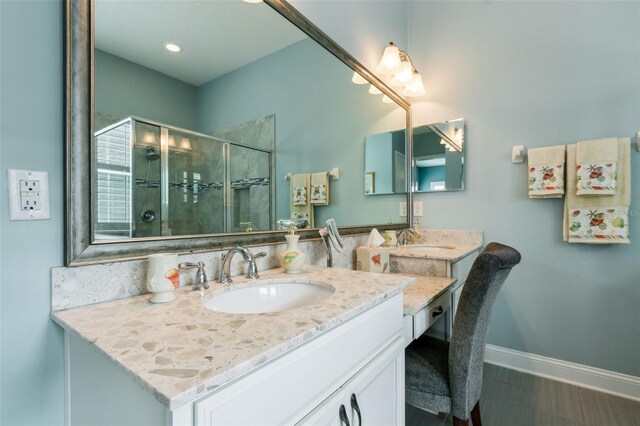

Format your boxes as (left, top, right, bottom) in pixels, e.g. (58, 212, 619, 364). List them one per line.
(165, 43, 182, 53)
(243, 0, 263, 3)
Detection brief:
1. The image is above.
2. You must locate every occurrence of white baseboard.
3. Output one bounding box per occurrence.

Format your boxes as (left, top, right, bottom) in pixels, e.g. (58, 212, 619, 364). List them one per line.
(484, 344, 640, 402)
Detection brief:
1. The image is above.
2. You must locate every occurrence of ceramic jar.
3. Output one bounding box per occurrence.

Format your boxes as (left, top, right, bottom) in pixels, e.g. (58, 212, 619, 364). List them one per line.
(278, 234, 305, 273)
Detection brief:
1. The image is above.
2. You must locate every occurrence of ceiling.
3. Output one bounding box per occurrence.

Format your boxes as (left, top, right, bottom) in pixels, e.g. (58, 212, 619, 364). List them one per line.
(95, 0, 308, 86)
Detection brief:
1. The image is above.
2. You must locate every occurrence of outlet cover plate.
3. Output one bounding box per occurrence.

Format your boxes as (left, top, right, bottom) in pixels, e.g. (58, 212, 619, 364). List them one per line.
(413, 201, 423, 217)
(399, 202, 407, 216)
(8, 169, 51, 220)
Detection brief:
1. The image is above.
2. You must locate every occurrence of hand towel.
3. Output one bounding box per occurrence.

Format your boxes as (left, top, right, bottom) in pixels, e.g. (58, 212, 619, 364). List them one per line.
(310, 172, 329, 205)
(291, 173, 309, 206)
(576, 138, 618, 195)
(563, 139, 630, 244)
(528, 145, 566, 198)
(290, 173, 314, 227)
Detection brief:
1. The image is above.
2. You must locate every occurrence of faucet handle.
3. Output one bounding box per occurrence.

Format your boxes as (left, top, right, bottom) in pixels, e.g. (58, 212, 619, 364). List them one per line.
(178, 261, 209, 291)
(246, 251, 267, 279)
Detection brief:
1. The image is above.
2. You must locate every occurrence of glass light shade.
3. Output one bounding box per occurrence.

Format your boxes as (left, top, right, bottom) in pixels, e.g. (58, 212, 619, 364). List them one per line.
(375, 44, 401, 75)
(168, 135, 177, 147)
(368, 84, 382, 95)
(390, 61, 413, 86)
(439, 138, 446, 145)
(351, 71, 368, 85)
(402, 72, 426, 97)
(382, 95, 393, 104)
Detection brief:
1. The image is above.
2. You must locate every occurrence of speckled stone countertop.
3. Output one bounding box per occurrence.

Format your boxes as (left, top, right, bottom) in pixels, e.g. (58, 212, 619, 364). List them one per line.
(389, 243, 481, 262)
(400, 274, 457, 315)
(52, 265, 415, 410)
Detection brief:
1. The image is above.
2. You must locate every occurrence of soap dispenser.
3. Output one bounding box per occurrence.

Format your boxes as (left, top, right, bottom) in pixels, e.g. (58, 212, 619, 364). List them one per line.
(278, 225, 305, 273)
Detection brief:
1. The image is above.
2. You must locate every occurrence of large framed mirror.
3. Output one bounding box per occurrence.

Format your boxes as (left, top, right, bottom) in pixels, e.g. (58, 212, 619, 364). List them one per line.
(66, 0, 412, 265)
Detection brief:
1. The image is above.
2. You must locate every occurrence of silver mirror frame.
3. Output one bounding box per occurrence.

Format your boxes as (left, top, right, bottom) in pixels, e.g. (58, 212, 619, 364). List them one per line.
(65, 0, 412, 266)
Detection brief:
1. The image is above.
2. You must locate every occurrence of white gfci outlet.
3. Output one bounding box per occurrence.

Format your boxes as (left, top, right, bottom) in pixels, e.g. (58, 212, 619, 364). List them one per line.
(8, 169, 51, 220)
(413, 201, 423, 217)
(399, 202, 407, 216)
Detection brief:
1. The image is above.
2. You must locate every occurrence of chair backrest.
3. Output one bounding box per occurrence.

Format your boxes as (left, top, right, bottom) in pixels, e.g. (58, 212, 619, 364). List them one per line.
(448, 242, 521, 419)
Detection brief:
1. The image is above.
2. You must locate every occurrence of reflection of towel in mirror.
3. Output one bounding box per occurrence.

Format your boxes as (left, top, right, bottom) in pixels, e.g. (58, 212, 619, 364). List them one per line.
(576, 138, 618, 196)
(290, 173, 313, 227)
(528, 145, 565, 198)
(563, 139, 630, 244)
(310, 172, 329, 205)
(291, 173, 309, 206)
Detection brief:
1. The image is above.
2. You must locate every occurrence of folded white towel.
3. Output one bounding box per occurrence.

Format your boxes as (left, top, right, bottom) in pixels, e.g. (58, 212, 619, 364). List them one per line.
(528, 145, 565, 198)
(310, 172, 329, 205)
(576, 138, 618, 196)
(563, 139, 630, 244)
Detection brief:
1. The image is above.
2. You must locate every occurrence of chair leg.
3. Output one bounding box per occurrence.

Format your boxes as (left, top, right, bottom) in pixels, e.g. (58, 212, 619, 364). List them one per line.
(471, 400, 482, 426)
(452, 417, 468, 426)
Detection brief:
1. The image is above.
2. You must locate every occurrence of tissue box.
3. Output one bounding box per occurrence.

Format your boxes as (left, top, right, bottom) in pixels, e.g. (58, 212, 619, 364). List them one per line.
(356, 247, 390, 273)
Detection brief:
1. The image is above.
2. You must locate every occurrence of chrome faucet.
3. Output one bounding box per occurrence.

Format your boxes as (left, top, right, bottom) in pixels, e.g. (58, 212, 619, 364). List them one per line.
(218, 246, 267, 284)
(178, 261, 209, 291)
(319, 218, 344, 267)
(397, 228, 421, 246)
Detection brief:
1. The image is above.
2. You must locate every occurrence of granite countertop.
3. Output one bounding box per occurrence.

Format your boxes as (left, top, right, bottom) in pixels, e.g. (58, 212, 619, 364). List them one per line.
(389, 243, 481, 262)
(400, 274, 457, 315)
(52, 265, 415, 410)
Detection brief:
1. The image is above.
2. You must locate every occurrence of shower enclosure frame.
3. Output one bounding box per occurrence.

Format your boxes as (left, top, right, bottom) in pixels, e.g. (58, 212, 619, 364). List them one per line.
(93, 116, 275, 239)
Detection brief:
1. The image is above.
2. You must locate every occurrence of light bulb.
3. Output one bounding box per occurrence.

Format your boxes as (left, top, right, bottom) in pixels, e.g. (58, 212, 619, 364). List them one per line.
(376, 43, 401, 76)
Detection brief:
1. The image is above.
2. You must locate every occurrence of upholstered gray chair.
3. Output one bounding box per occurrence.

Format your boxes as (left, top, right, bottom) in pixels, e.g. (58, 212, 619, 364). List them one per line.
(405, 242, 521, 426)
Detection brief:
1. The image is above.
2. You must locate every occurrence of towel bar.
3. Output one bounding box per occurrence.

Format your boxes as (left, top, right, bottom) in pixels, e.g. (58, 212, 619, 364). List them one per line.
(285, 167, 340, 181)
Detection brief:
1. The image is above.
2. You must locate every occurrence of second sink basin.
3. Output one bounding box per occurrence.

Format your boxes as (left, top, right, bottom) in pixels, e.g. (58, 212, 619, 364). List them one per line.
(202, 279, 335, 314)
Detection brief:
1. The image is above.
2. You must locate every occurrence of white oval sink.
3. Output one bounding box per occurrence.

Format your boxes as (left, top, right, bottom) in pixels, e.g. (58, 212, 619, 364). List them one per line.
(201, 280, 335, 314)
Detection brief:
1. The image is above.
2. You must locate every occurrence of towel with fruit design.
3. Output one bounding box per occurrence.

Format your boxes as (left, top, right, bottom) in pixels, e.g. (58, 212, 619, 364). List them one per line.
(528, 163, 564, 197)
(576, 162, 617, 195)
(567, 207, 629, 243)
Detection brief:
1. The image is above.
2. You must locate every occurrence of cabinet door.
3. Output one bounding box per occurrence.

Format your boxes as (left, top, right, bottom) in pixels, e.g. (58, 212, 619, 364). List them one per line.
(296, 389, 345, 426)
(343, 337, 405, 426)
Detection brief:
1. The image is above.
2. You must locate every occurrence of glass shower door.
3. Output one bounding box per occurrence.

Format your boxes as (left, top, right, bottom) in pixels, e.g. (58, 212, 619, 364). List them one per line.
(167, 129, 225, 236)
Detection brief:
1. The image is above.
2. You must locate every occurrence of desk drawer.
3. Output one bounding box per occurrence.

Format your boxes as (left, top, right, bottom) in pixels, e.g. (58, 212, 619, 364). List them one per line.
(414, 292, 450, 337)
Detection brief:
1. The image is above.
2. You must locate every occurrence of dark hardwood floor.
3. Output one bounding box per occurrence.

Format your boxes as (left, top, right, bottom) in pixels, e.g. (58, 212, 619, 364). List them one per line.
(406, 363, 640, 426)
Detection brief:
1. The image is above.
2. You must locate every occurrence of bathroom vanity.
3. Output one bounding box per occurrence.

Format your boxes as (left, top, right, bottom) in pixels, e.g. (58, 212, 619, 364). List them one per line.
(53, 267, 414, 425)
(394, 229, 483, 343)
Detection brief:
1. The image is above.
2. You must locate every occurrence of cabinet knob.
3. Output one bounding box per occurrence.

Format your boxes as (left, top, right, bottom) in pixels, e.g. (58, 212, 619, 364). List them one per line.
(350, 393, 362, 426)
(339, 404, 350, 426)
(432, 306, 444, 317)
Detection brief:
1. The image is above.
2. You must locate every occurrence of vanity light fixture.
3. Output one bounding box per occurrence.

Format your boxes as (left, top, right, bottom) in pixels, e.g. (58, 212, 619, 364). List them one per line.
(165, 43, 182, 53)
(374, 42, 426, 98)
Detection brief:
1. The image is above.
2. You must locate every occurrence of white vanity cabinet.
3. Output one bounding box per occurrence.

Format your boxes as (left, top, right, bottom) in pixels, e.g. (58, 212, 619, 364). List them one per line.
(298, 337, 404, 425)
(65, 294, 405, 426)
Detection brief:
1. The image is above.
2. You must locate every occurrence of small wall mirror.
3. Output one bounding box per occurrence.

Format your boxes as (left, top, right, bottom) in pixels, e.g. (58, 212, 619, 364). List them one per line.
(413, 118, 464, 192)
(363, 129, 407, 195)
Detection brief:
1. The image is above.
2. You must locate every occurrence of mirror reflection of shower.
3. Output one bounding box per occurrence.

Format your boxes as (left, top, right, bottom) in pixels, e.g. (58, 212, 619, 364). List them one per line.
(93, 117, 273, 240)
(140, 146, 160, 224)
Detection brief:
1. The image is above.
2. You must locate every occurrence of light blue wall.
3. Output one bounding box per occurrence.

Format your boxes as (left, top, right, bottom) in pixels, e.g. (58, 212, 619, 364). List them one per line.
(196, 38, 407, 226)
(0, 1, 66, 425)
(418, 166, 445, 191)
(95, 49, 197, 130)
(408, 1, 640, 376)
